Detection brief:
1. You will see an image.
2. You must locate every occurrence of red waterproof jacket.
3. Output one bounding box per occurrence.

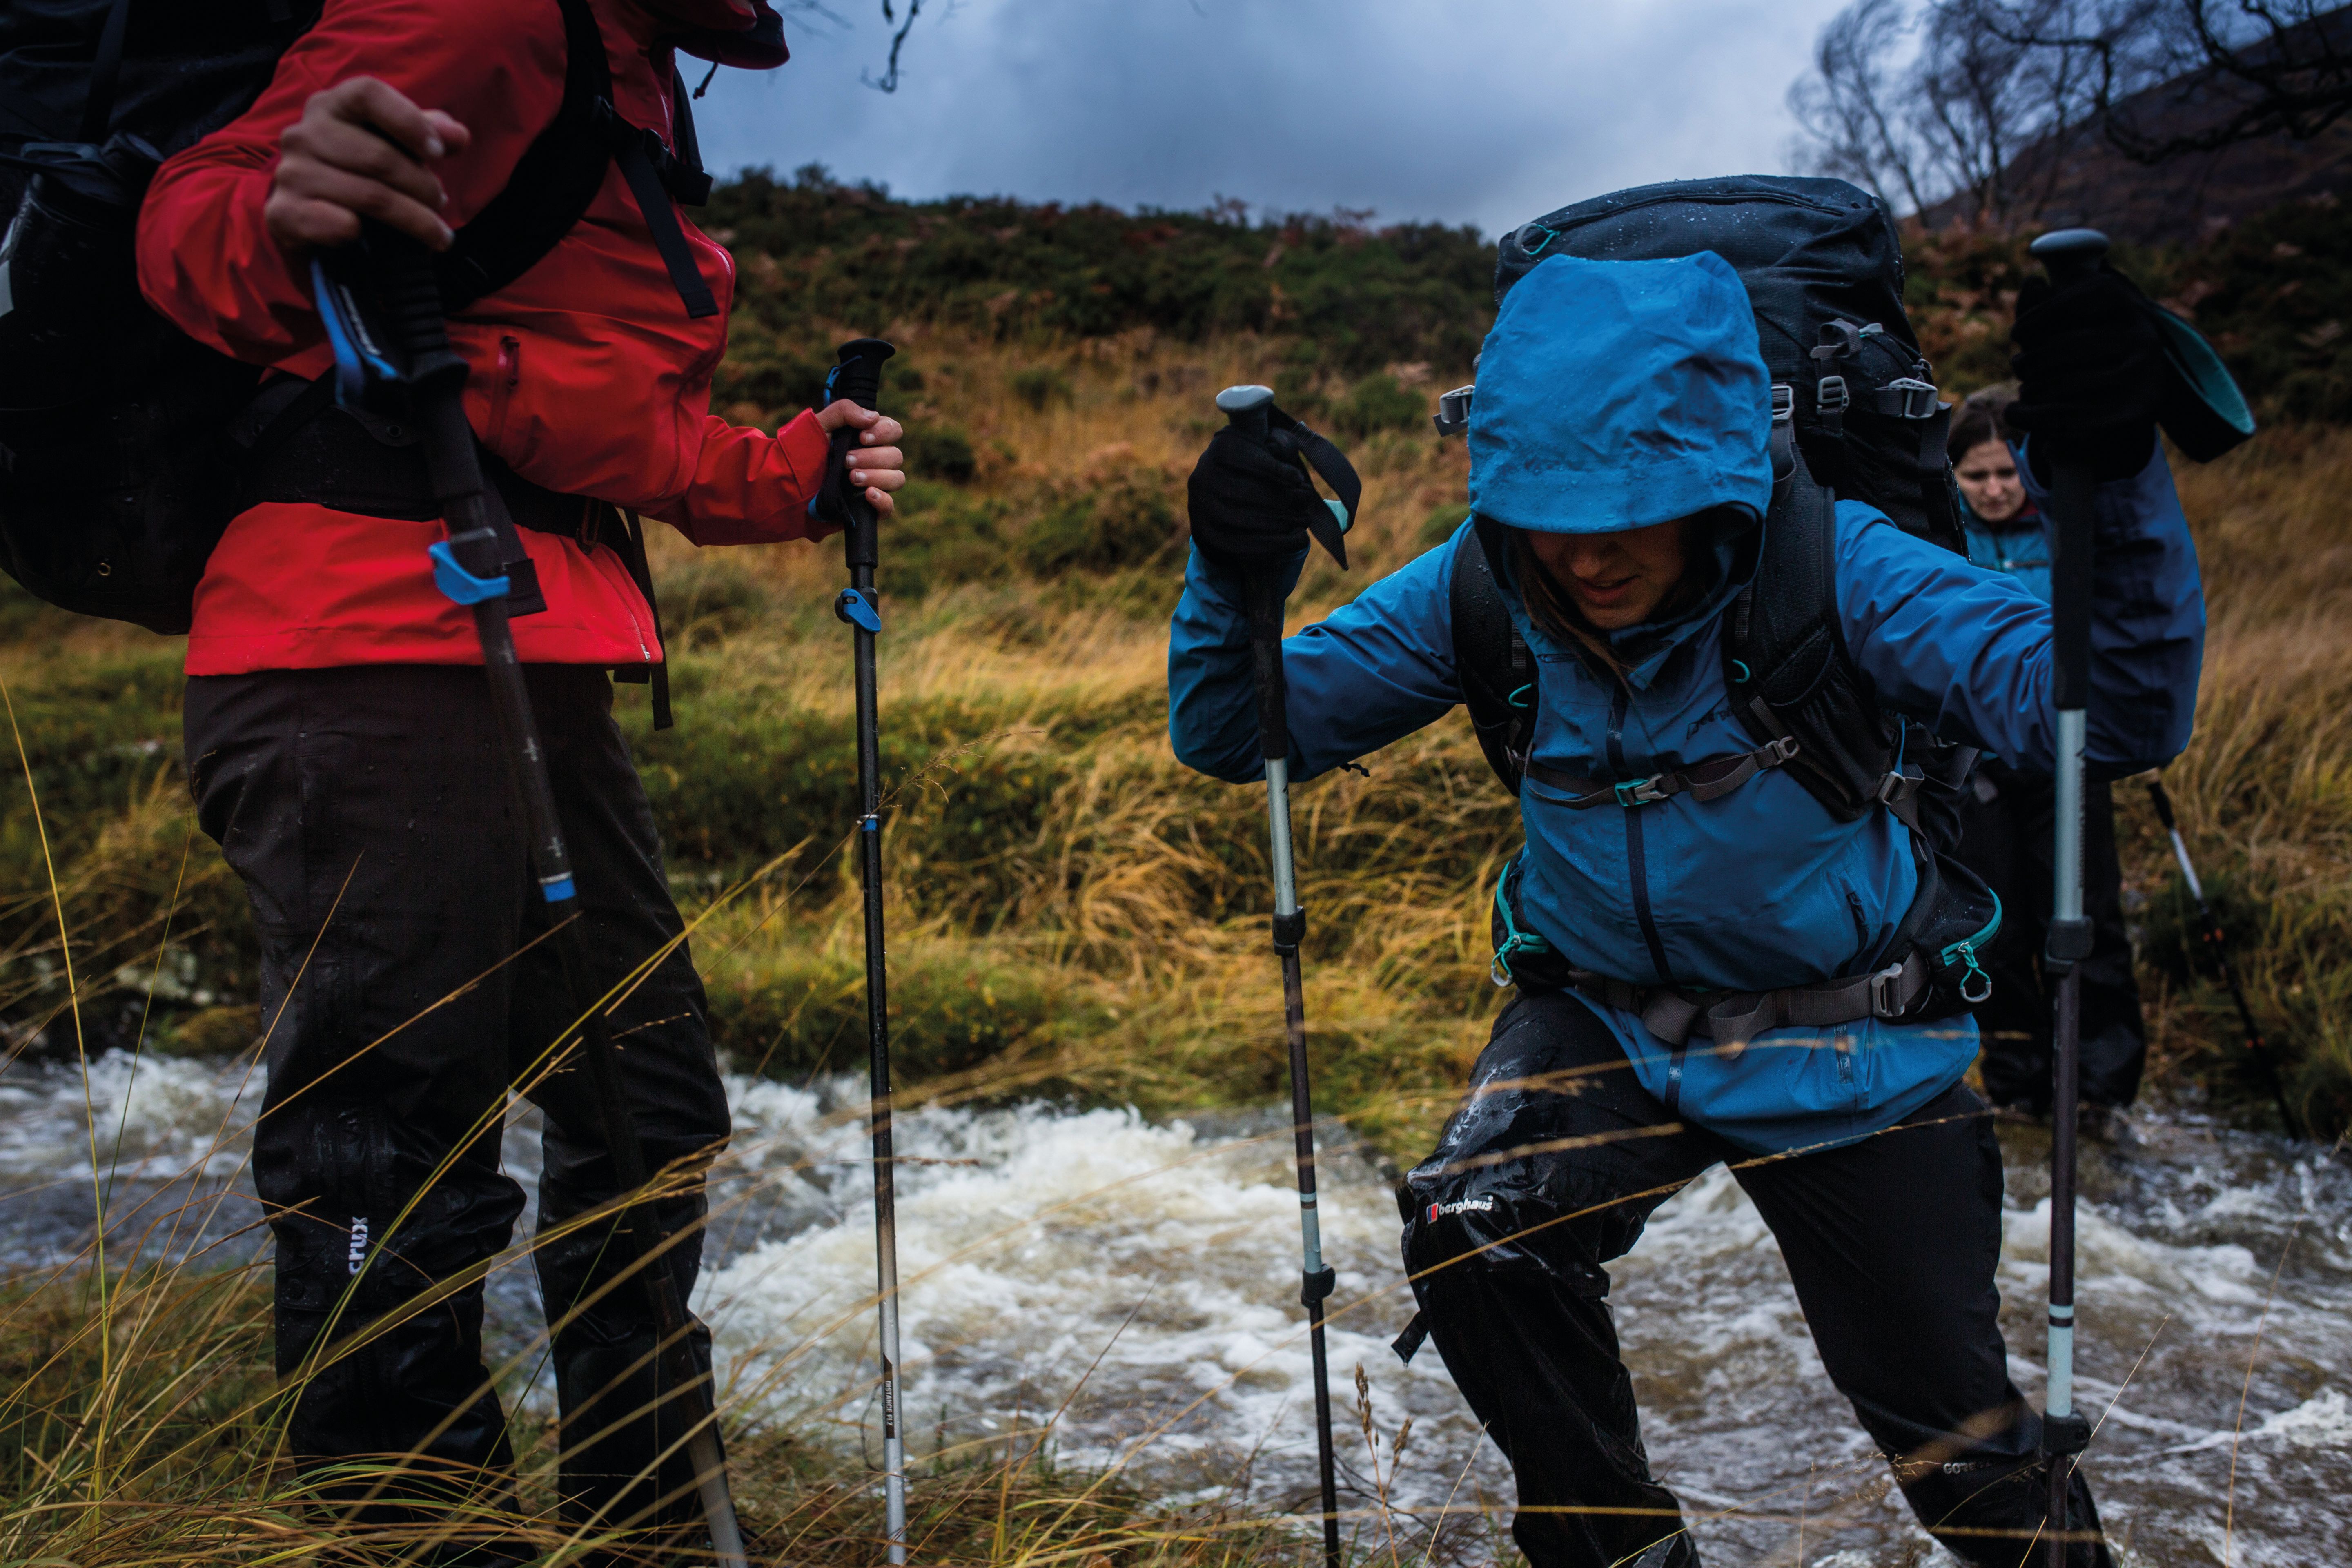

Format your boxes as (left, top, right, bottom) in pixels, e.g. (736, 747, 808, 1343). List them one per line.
(136, 0, 831, 675)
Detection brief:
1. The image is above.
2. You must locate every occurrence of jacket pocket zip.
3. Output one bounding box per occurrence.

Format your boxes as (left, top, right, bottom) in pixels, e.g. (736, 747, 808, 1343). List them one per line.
(487, 336, 522, 448)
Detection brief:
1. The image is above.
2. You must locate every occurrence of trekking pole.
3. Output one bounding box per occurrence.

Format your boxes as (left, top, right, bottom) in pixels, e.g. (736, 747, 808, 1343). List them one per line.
(312, 229, 748, 1568)
(825, 336, 912, 1565)
(2145, 774, 2297, 1134)
(1216, 383, 1343, 1568)
(2027, 226, 2106, 1568)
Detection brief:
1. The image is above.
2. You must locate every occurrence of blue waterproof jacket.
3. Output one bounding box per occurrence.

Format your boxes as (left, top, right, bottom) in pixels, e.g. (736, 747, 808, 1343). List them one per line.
(1168, 255, 2205, 1153)
(1961, 459, 2054, 604)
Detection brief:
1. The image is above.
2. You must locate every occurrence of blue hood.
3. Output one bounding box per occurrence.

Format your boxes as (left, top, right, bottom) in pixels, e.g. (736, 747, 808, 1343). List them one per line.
(1467, 252, 1773, 535)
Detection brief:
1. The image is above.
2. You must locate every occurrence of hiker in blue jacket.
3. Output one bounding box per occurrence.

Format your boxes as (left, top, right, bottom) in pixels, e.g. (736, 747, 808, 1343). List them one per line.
(1169, 252, 2199, 1567)
(1948, 390, 2151, 1129)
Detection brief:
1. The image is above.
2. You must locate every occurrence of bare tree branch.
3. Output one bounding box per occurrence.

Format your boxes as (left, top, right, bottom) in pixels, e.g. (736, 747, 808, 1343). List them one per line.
(862, 0, 927, 94)
(1971, 0, 2352, 164)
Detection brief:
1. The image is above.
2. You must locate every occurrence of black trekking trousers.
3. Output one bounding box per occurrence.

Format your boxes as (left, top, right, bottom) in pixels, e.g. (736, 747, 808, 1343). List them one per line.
(1399, 991, 2111, 1568)
(1954, 761, 2147, 1111)
(186, 665, 730, 1536)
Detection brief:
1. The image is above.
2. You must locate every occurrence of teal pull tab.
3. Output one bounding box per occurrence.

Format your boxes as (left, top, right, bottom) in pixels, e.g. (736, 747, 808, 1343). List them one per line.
(1489, 874, 1553, 988)
(1946, 940, 1993, 1004)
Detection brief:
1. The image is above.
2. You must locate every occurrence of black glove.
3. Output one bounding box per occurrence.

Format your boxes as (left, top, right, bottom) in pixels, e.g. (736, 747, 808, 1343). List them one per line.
(1186, 425, 1330, 569)
(2009, 265, 2166, 481)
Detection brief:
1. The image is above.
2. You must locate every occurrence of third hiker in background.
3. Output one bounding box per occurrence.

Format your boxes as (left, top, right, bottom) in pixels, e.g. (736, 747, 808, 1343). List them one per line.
(1948, 388, 2149, 1134)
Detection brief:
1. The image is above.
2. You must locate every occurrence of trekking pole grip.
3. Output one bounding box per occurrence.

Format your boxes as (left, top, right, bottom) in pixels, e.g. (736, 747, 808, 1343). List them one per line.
(1216, 384, 1291, 760)
(2027, 228, 2107, 718)
(830, 337, 895, 574)
(1241, 573, 1290, 762)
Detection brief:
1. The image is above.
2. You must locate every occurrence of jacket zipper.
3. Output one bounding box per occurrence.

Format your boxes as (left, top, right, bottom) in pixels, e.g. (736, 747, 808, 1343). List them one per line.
(1608, 683, 1675, 985)
(487, 335, 522, 448)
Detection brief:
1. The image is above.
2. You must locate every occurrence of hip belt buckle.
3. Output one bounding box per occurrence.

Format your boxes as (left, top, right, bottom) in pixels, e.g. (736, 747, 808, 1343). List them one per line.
(1867, 962, 1910, 1019)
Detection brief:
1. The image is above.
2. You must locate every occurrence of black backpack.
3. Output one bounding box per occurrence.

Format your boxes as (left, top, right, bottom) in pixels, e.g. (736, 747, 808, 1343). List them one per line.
(0, 0, 735, 633)
(1448, 176, 1973, 843)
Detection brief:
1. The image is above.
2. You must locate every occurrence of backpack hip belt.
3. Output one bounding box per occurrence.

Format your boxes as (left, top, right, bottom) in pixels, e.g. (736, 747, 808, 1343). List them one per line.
(1561, 952, 1933, 1055)
(1488, 852, 2000, 1054)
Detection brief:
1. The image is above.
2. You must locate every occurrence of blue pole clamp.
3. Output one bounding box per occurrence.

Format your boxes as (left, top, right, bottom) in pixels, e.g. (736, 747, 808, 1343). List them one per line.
(428, 540, 511, 605)
(835, 588, 882, 632)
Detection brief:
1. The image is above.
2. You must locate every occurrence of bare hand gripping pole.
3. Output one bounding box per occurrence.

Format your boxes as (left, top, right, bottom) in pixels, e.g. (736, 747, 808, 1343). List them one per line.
(824, 336, 912, 1565)
(313, 228, 747, 1567)
(2028, 225, 2105, 1568)
(1216, 383, 1344, 1568)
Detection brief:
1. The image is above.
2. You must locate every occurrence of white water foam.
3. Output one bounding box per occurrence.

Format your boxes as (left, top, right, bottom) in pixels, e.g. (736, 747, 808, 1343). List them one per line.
(0, 1048, 258, 1181)
(1, 1053, 2346, 1563)
(697, 1091, 1479, 1513)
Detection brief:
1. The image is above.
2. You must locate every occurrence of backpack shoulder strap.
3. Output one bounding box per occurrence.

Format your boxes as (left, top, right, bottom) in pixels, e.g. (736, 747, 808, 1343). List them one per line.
(1449, 514, 1537, 796)
(433, 0, 610, 313)
(1724, 455, 1902, 824)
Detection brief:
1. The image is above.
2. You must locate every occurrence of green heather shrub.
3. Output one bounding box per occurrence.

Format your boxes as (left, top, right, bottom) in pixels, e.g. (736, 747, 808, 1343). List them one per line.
(707, 165, 1494, 376)
(874, 481, 1013, 597)
(1019, 467, 1182, 575)
(904, 423, 978, 483)
(1332, 373, 1426, 439)
(1420, 503, 1472, 548)
(707, 938, 1079, 1080)
(1009, 367, 1075, 411)
(654, 557, 769, 650)
(712, 341, 831, 421)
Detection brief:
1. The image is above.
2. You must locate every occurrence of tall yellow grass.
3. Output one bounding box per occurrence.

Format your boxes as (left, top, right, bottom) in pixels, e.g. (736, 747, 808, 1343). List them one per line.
(0, 327, 2343, 1562)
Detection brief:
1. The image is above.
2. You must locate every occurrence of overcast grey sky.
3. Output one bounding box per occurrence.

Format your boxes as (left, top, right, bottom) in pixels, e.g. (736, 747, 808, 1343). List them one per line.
(689, 0, 1853, 234)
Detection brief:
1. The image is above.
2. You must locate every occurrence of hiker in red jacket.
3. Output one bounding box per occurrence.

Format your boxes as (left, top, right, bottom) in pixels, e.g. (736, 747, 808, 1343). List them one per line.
(136, 0, 904, 1551)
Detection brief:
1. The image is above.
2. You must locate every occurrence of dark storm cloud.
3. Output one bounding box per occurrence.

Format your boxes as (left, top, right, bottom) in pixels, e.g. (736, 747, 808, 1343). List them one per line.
(689, 0, 1852, 233)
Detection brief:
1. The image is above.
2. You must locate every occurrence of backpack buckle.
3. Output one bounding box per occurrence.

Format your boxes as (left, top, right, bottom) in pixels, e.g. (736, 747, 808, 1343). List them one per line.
(1614, 776, 1668, 807)
(1433, 385, 1475, 437)
(1875, 377, 1940, 419)
(1868, 962, 1910, 1018)
(1815, 375, 1850, 419)
(1872, 764, 1923, 806)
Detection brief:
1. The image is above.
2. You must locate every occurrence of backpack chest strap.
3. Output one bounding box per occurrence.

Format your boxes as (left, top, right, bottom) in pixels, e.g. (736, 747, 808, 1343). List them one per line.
(1524, 736, 1800, 810)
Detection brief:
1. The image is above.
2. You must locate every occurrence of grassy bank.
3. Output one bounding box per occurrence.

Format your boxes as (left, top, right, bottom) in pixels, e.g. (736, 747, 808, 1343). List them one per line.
(0, 1263, 1339, 1567)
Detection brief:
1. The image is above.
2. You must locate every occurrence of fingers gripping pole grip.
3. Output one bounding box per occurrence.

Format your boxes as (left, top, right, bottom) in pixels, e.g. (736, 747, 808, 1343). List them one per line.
(829, 338, 895, 574)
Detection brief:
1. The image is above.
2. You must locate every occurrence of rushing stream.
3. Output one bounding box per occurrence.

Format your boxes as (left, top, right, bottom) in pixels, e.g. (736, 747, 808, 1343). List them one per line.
(2, 1047, 2345, 1566)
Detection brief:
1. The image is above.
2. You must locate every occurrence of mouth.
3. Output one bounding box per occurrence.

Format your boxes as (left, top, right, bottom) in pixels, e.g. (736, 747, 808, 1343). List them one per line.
(1570, 575, 1638, 608)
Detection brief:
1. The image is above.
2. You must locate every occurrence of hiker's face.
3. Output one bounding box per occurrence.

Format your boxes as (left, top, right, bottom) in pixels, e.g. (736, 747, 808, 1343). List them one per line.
(1525, 517, 1691, 631)
(1953, 438, 2025, 523)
